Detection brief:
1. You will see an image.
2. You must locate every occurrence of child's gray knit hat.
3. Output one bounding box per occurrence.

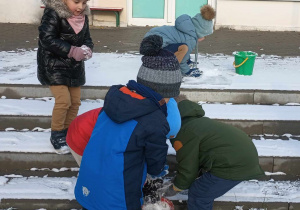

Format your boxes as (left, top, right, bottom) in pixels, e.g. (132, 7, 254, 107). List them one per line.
(137, 35, 182, 98)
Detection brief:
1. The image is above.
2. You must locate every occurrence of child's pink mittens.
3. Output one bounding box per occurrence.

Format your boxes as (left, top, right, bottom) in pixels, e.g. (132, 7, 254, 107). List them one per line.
(68, 46, 87, 61)
(68, 45, 92, 61)
(81, 45, 93, 60)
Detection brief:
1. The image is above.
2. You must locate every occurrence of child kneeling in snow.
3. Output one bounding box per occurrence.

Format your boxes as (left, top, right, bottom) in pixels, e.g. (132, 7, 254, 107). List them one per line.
(160, 96, 265, 210)
(144, 5, 216, 77)
(67, 35, 182, 209)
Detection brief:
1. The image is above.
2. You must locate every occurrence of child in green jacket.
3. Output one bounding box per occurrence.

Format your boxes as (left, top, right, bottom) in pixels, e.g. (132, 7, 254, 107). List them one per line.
(161, 97, 265, 210)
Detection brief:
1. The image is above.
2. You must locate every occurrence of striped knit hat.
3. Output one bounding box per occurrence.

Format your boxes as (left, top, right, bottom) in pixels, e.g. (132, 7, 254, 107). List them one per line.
(137, 35, 182, 98)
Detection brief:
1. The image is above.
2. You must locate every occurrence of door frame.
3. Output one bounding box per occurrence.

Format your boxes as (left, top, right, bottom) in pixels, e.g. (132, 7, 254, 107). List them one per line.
(127, 0, 175, 26)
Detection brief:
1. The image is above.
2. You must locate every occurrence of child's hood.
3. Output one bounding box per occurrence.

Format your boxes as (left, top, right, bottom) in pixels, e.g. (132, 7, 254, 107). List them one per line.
(41, 0, 90, 18)
(178, 100, 205, 119)
(191, 13, 214, 39)
(175, 14, 197, 39)
(103, 85, 161, 124)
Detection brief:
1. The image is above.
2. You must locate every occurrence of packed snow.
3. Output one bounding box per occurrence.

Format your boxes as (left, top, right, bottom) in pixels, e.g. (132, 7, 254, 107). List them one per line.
(1, 50, 300, 208)
(0, 176, 299, 203)
(0, 51, 300, 90)
(0, 131, 299, 157)
(1, 98, 300, 121)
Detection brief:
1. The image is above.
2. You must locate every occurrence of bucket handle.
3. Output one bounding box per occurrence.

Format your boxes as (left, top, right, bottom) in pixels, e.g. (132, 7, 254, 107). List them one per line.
(233, 57, 248, 68)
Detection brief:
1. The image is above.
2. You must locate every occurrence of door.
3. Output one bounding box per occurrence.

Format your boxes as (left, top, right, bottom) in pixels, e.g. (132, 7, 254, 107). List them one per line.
(175, 0, 207, 18)
(128, 0, 208, 26)
(128, 0, 175, 26)
(132, 0, 165, 19)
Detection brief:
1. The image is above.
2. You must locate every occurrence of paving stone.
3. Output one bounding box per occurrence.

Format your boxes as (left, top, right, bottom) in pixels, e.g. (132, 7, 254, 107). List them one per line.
(0, 199, 82, 210)
(0, 116, 51, 130)
(218, 120, 263, 135)
(0, 153, 77, 177)
(273, 157, 300, 180)
(264, 121, 300, 135)
(1, 23, 300, 56)
(213, 201, 237, 210)
(261, 202, 289, 210)
(181, 89, 254, 104)
(254, 91, 300, 105)
(2, 85, 300, 105)
(289, 202, 300, 210)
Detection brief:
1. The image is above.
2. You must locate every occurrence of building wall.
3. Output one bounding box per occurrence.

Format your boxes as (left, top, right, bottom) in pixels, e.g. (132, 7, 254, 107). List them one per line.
(0, 0, 127, 27)
(1, 0, 300, 31)
(89, 0, 127, 27)
(0, 0, 43, 24)
(215, 0, 300, 31)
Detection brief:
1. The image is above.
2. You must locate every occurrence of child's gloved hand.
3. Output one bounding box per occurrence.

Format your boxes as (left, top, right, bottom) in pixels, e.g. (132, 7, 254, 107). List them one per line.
(80, 45, 93, 60)
(149, 165, 169, 179)
(68, 46, 87, 61)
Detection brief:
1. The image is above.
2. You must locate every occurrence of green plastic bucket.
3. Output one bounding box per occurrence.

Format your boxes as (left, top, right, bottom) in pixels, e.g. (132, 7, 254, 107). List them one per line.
(233, 51, 258, 75)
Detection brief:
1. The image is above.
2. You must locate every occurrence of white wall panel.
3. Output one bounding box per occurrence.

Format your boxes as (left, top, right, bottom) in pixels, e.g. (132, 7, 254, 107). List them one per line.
(215, 0, 300, 31)
(0, 0, 43, 24)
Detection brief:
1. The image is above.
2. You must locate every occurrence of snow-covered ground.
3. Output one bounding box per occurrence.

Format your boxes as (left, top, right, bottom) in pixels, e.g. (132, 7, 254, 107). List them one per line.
(0, 176, 299, 203)
(1, 50, 300, 90)
(1, 98, 300, 121)
(0, 131, 300, 157)
(1, 50, 300, 209)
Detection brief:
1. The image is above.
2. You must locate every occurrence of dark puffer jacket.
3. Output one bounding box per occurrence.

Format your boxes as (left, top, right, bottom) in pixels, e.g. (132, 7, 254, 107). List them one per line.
(37, 0, 93, 87)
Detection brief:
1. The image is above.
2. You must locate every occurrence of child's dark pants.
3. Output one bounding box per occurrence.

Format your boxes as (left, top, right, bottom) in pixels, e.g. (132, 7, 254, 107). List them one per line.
(163, 43, 188, 63)
(188, 172, 241, 210)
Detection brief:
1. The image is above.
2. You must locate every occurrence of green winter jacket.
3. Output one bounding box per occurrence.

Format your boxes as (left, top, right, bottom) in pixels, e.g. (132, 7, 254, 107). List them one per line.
(171, 100, 265, 190)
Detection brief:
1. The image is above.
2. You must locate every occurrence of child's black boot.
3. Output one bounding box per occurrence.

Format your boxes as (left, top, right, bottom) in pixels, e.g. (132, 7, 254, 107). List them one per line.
(50, 130, 70, 154)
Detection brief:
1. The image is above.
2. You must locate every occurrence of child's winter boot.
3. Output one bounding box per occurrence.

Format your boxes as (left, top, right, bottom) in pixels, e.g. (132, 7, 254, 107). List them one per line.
(184, 68, 202, 78)
(50, 130, 70, 154)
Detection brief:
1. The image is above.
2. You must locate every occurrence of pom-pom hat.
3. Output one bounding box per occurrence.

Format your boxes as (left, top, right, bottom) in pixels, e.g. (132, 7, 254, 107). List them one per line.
(192, 5, 216, 38)
(137, 35, 182, 98)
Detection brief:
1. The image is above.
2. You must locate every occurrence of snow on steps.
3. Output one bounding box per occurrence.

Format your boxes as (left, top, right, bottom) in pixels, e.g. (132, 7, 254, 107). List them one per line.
(0, 131, 299, 180)
(1, 98, 300, 135)
(1, 84, 300, 105)
(0, 176, 299, 210)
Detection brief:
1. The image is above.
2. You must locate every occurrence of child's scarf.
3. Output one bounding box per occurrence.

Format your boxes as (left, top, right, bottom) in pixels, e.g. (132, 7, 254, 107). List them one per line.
(67, 15, 85, 34)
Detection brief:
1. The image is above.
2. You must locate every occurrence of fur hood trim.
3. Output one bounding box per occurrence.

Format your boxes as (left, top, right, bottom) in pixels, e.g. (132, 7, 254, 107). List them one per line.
(41, 0, 90, 18)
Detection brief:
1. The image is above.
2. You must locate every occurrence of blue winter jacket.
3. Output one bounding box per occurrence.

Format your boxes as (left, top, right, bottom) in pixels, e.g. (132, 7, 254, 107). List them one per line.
(145, 14, 198, 74)
(75, 85, 170, 210)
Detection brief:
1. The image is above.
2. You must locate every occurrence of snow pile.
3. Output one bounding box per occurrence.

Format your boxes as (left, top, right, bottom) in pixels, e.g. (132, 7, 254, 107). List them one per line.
(142, 202, 171, 210)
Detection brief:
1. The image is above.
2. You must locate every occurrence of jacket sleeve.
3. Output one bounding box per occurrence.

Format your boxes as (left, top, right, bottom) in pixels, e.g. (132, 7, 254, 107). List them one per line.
(145, 122, 169, 176)
(38, 8, 71, 58)
(173, 133, 200, 190)
(83, 16, 94, 50)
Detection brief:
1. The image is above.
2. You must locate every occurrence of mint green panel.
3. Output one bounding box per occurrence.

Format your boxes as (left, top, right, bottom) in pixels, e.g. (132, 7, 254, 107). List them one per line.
(175, 0, 208, 18)
(133, 0, 164, 19)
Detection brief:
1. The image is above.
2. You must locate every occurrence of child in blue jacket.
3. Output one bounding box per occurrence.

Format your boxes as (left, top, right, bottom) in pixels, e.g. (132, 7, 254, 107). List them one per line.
(145, 5, 216, 77)
(74, 35, 182, 210)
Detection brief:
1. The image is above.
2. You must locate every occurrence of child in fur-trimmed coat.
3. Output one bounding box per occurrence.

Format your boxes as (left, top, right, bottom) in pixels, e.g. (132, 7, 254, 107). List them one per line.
(38, 0, 93, 154)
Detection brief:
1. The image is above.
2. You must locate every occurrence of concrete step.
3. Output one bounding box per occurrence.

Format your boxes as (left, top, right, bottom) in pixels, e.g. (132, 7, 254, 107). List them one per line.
(1, 84, 300, 105)
(0, 176, 299, 210)
(1, 199, 299, 210)
(1, 99, 300, 135)
(0, 132, 299, 180)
